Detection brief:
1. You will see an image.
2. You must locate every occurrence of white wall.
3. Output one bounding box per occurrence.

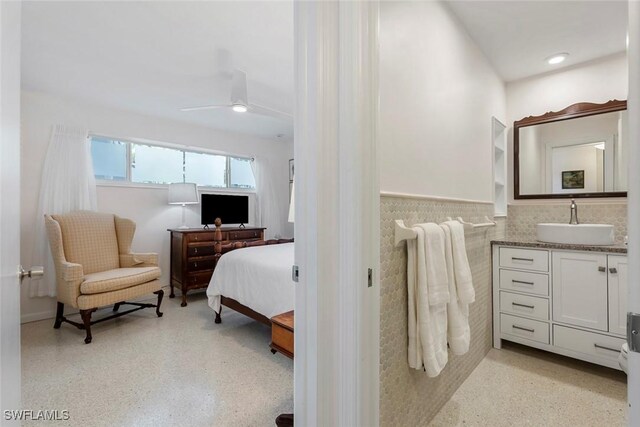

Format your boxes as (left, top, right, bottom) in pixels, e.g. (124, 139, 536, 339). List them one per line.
(20, 90, 293, 323)
(507, 52, 628, 203)
(379, 1, 506, 201)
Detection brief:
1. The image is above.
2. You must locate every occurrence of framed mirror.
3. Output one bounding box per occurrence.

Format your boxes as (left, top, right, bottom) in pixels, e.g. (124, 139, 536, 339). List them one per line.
(514, 100, 627, 199)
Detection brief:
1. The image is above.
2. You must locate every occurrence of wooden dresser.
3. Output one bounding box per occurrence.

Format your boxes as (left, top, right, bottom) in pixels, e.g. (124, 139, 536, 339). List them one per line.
(168, 227, 265, 307)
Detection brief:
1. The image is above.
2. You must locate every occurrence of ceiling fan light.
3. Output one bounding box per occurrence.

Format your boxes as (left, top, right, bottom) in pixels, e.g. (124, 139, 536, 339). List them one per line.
(232, 104, 248, 113)
(546, 53, 568, 65)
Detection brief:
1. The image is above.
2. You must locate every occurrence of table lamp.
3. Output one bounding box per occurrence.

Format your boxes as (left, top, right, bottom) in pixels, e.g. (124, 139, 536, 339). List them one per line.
(168, 182, 199, 229)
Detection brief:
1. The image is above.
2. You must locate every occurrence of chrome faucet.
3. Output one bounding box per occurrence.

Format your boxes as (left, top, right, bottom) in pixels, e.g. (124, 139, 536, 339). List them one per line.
(569, 199, 579, 225)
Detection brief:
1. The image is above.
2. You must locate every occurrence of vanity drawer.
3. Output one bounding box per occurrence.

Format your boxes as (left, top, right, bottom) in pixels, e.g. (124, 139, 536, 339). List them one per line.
(554, 325, 625, 364)
(499, 248, 548, 272)
(500, 314, 550, 344)
(499, 269, 549, 296)
(500, 291, 549, 321)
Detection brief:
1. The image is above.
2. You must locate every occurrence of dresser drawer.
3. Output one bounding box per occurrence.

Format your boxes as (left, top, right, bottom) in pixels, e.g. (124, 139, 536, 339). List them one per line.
(187, 271, 213, 287)
(554, 325, 625, 363)
(499, 247, 548, 272)
(187, 232, 217, 242)
(228, 229, 262, 240)
(500, 314, 549, 344)
(499, 269, 549, 296)
(187, 244, 216, 257)
(187, 258, 216, 271)
(500, 291, 549, 321)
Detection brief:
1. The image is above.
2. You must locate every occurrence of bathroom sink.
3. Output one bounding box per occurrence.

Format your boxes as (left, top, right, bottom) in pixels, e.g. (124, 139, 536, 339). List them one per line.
(536, 223, 615, 246)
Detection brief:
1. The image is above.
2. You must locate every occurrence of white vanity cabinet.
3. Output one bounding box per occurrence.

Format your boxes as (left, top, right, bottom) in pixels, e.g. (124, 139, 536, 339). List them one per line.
(608, 256, 629, 336)
(493, 244, 627, 370)
(552, 252, 608, 332)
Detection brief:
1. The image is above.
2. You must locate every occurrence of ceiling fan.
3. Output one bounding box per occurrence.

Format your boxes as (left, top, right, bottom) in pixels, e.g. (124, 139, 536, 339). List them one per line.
(180, 69, 292, 121)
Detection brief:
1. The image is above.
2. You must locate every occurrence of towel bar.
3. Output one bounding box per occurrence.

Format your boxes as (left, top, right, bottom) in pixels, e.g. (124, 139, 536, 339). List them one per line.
(446, 216, 497, 230)
(394, 216, 496, 246)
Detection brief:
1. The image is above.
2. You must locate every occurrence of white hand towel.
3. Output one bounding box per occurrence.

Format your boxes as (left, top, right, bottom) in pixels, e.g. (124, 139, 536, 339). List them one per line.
(441, 223, 471, 355)
(406, 235, 423, 370)
(417, 223, 450, 306)
(444, 220, 475, 304)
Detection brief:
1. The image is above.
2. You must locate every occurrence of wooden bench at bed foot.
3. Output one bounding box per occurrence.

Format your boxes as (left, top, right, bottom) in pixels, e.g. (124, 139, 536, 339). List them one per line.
(270, 310, 294, 359)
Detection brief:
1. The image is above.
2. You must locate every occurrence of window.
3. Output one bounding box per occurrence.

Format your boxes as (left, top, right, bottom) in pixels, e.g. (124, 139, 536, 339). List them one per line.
(229, 157, 256, 188)
(131, 143, 183, 184)
(90, 136, 255, 189)
(185, 151, 227, 188)
(91, 138, 127, 181)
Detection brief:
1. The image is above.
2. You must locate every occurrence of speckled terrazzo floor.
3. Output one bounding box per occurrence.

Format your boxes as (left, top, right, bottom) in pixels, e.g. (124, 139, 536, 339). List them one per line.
(429, 341, 627, 427)
(21, 288, 293, 427)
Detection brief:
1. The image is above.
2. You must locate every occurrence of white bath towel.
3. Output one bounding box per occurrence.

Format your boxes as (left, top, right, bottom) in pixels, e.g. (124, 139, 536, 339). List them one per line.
(406, 235, 423, 370)
(406, 224, 449, 376)
(418, 223, 450, 306)
(441, 223, 471, 355)
(444, 220, 475, 304)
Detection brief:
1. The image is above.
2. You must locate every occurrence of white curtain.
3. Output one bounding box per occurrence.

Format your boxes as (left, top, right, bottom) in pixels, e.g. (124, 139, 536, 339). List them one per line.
(251, 157, 283, 240)
(30, 125, 98, 297)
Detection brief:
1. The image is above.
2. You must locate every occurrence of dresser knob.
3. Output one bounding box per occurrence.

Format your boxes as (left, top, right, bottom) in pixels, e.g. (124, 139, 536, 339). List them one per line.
(194, 248, 198, 254)
(194, 262, 198, 268)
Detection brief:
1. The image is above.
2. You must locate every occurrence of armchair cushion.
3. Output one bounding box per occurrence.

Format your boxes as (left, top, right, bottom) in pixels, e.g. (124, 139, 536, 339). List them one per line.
(80, 267, 161, 295)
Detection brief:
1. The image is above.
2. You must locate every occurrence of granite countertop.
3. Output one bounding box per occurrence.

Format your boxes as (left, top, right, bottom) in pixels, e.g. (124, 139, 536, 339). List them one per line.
(491, 240, 628, 254)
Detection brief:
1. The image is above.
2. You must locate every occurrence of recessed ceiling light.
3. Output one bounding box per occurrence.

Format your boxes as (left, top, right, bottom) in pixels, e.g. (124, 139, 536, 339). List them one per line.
(232, 104, 248, 113)
(546, 53, 569, 65)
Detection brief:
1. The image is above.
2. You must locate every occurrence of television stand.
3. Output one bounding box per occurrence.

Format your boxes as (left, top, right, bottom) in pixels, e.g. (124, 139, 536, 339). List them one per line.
(203, 224, 210, 230)
(239, 223, 246, 228)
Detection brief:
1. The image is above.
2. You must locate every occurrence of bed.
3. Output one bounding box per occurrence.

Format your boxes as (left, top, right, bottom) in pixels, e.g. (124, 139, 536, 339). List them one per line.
(207, 242, 295, 325)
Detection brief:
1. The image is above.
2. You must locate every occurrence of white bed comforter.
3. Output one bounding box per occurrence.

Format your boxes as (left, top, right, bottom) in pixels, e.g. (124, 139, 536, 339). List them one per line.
(207, 243, 294, 319)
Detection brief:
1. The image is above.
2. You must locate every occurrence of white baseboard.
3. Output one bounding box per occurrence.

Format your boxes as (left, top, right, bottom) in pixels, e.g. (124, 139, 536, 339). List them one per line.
(21, 310, 57, 324)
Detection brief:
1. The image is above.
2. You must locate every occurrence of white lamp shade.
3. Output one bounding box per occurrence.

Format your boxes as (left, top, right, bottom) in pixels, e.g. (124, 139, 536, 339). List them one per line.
(288, 181, 295, 223)
(168, 183, 199, 205)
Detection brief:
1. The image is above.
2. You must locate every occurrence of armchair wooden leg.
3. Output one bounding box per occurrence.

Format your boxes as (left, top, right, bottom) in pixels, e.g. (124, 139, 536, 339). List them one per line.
(215, 308, 222, 324)
(154, 290, 164, 317)
(53, 302, 64, 329)
(113, 302, 123, 312)
(79, 309, 94, 344)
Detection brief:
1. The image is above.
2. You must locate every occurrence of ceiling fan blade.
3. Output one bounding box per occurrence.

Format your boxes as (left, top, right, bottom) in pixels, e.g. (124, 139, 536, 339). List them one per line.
(249, 103, 293, 121)
(180, 104, 229, 112)
(231, 69, 249, 106)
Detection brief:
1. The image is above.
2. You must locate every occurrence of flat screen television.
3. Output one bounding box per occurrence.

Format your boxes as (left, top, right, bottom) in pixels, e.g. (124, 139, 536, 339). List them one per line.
(201, 194, 249, 227)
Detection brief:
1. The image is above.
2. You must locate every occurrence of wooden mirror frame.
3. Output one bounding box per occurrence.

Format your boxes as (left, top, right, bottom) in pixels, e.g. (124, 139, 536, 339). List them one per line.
(514, 99, 628, 200)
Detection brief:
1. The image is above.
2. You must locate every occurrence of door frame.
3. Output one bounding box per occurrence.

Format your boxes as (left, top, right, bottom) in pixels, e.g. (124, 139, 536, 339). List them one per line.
(293, 1, 380, 425)
(627, 1, 640, 424)
(0, 0, 23, 420)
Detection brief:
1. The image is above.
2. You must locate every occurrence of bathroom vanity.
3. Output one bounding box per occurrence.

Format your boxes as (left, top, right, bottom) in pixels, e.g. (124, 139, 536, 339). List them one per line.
(492, 241, 627, 370)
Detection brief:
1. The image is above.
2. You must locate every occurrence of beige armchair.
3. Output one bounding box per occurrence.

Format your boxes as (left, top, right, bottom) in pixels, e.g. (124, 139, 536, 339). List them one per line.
(45, 210, 163, 343)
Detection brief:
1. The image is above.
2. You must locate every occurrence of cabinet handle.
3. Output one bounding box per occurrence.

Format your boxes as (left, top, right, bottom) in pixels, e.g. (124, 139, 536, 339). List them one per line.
(512, 280, 534, 286)
(594, 343, 620, 353)
(194, 262, 198, 268)
(512, 257, 534, 262)
(194, 248, 198, 254)
(598, 266, 606, 272)
(512, 325, 535, 333)
(609, 267, 618, 274)
(512, 302, 535, 309)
